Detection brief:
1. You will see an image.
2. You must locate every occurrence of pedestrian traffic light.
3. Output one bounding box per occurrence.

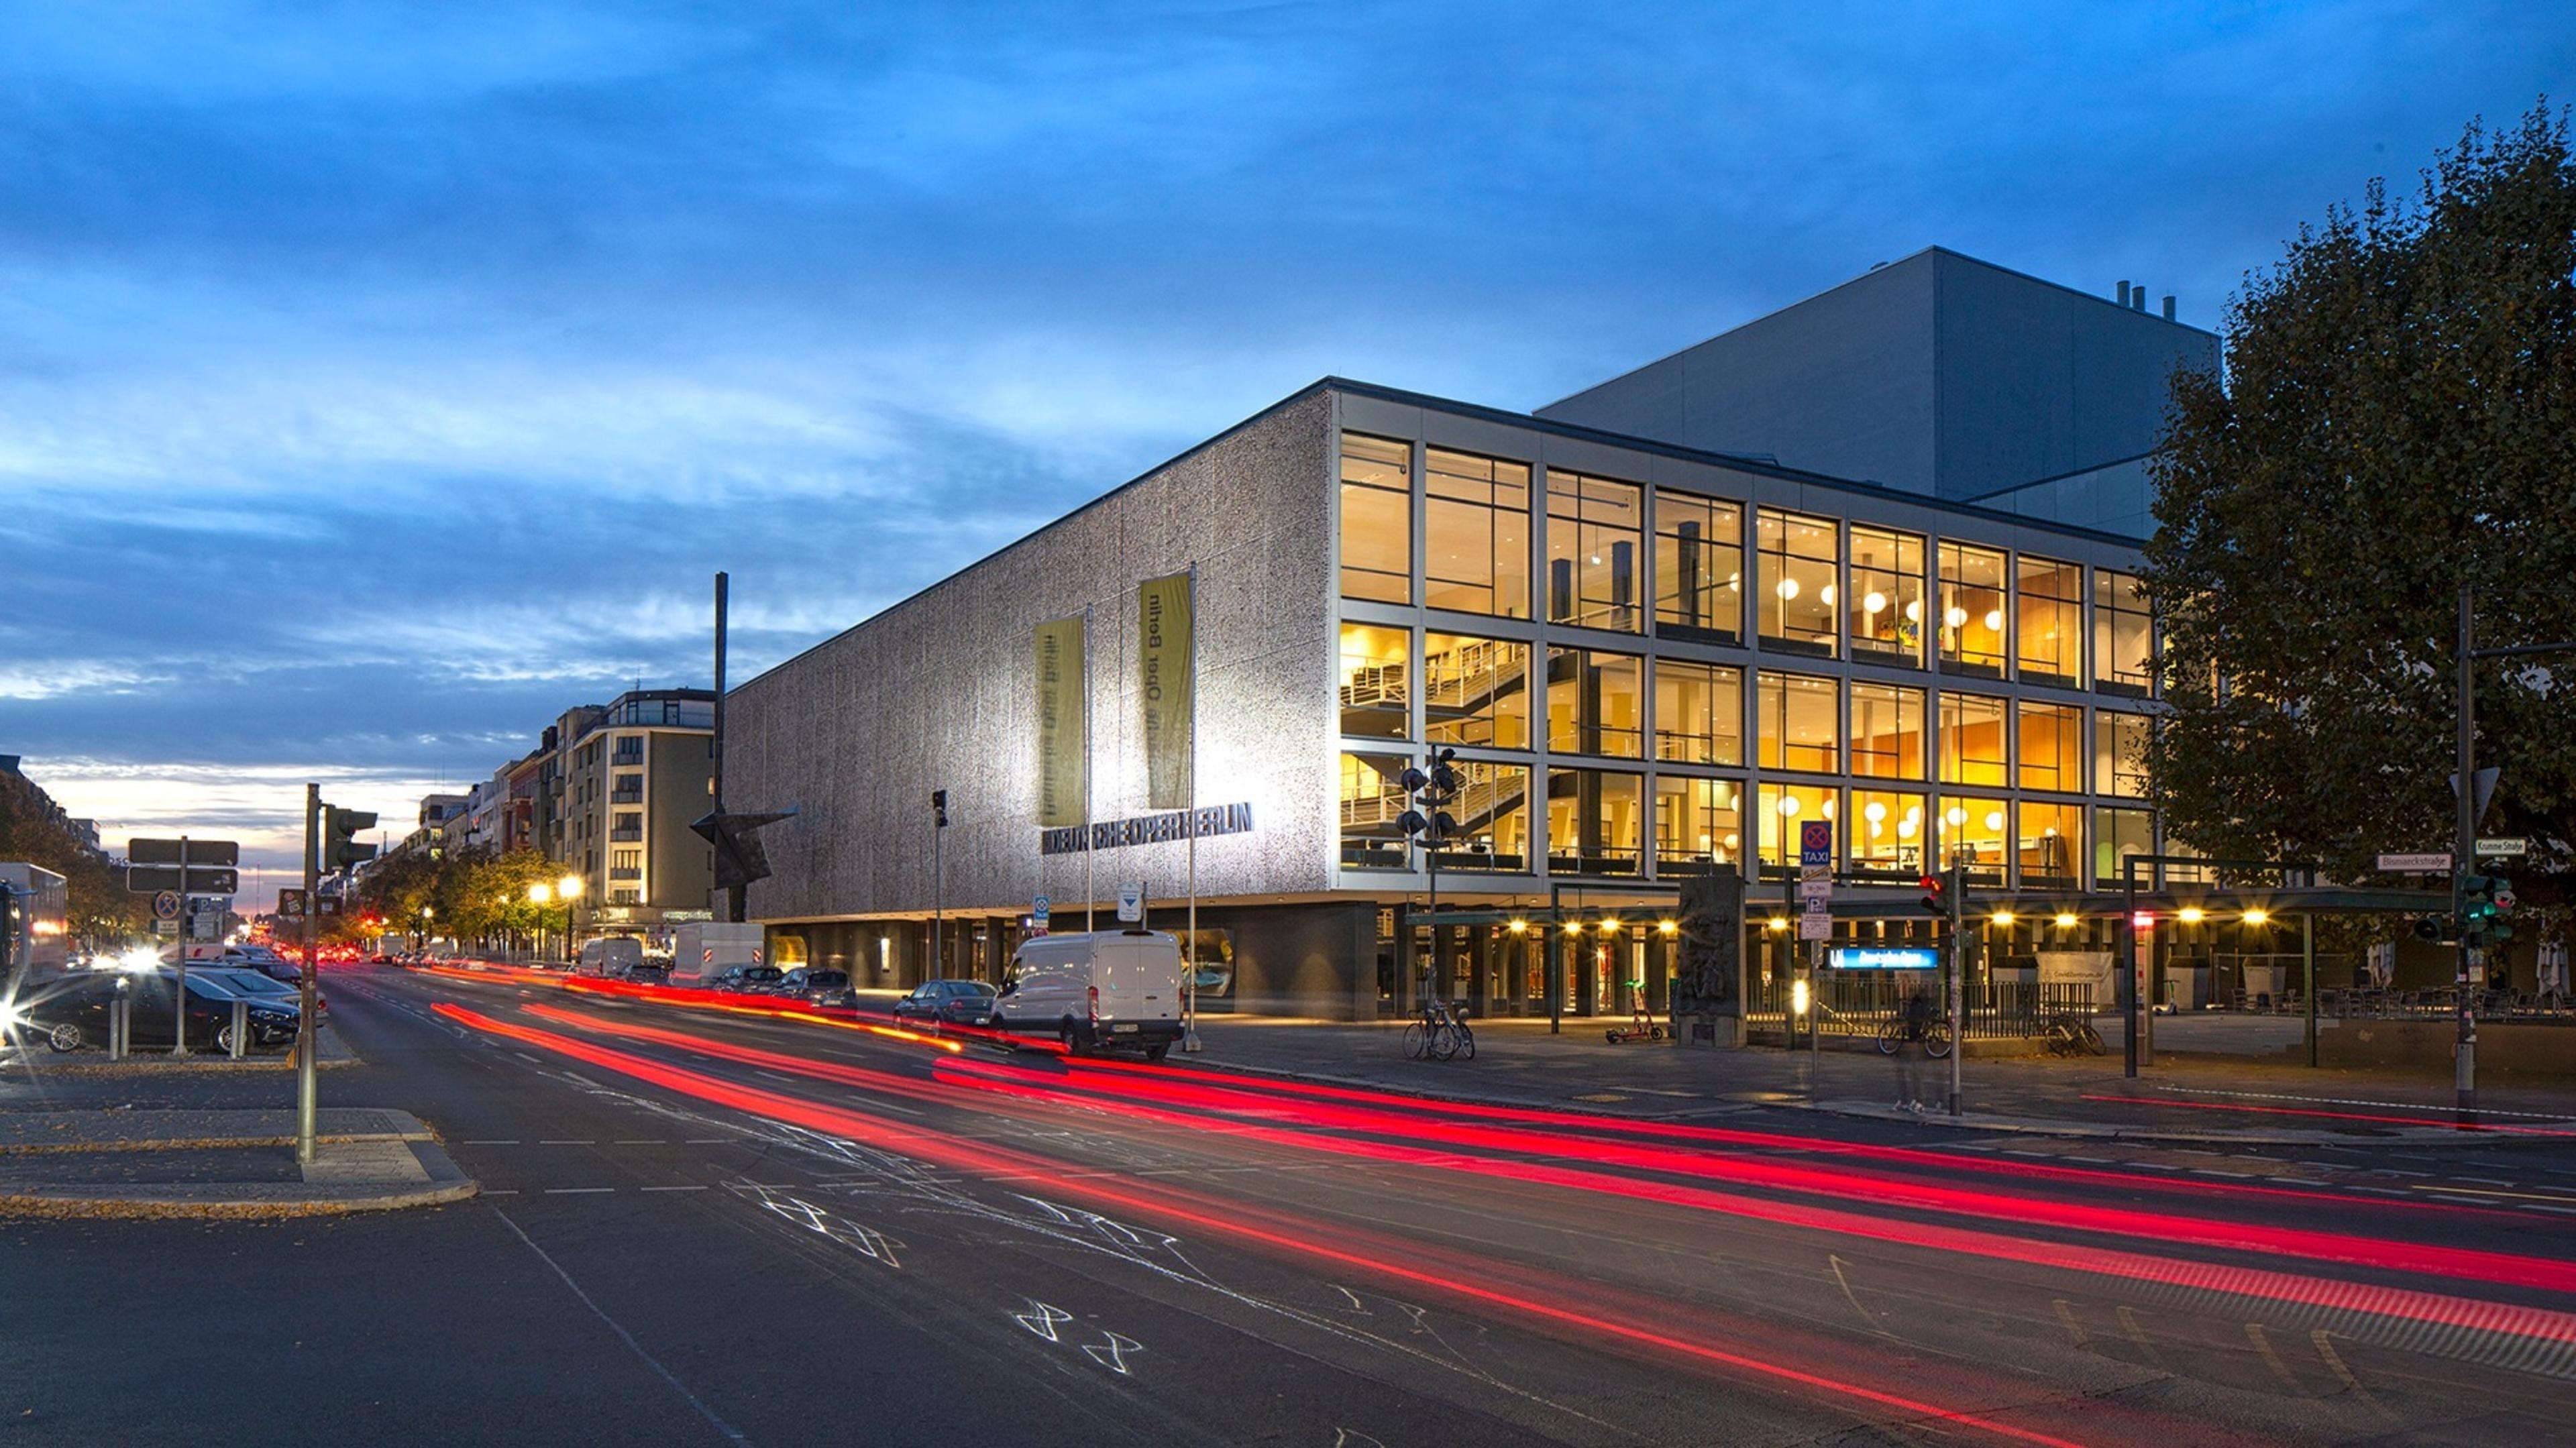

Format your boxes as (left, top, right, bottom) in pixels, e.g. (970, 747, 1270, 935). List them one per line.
(931, 789, 949, 828)
(2461, 873, 2514, 948)
(323, 807, 378, 871)
(1917, 873, 1946, 917)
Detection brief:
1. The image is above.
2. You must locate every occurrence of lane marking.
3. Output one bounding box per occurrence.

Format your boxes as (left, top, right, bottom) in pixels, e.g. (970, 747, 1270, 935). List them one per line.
(540, 1139, 595, 1146)
(2052, 1299, 2087, 1346)
(2245, 1323, 2302, 1393)
(2159, 1084, 2576, 1123)
(2311, 1329, 2395, 1420)
(641, 1185, 708, 1192)
(514, 1052, 543, 1064)
(461, 1139, 520, 1146)
(2116, 1306, 2166, 1371)
(613, 1139, 668, 1145)
(546, 1187, 616, 1194)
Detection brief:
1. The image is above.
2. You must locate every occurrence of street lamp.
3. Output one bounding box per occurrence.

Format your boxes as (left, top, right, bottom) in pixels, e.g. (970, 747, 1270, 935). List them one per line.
(529, 881, 551, 961)
(556, 875, 584, 963)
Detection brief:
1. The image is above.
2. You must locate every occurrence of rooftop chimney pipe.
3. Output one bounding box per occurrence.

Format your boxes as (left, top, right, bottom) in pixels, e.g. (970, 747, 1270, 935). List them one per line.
(2161, 294, 2176, 321)
(2116, 281, 2131, 307)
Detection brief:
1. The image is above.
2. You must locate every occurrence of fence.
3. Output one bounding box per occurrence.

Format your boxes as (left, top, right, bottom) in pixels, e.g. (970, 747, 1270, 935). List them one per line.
(1745, 972, 2100, 1042)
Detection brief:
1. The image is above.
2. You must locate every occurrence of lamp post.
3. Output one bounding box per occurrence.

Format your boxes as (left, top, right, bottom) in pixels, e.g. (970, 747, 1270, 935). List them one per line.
(417, 905, 433, 952)
(556, 874, 584, 964)
(528, 881, 552, 963)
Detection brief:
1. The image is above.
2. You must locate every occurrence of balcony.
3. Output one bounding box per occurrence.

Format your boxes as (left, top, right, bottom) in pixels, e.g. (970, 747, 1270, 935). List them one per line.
(609, 867, 641, 881)
(610, 828, 643, 842)
(609, 789, 643, 805)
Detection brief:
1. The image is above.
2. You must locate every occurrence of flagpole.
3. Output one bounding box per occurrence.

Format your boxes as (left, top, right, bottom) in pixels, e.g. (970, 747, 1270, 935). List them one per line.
(1083, 602, 1095, 934)
(1183, 562, 1202, 1052)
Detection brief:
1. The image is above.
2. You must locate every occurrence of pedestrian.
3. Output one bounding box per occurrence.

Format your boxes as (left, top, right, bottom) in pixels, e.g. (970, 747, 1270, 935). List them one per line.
(1892, 983, 1935, 1113)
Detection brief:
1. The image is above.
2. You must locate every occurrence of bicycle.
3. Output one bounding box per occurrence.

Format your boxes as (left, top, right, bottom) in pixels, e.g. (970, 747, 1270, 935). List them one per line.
(2041, 1011, 2106, 1056)
(1876, 1013, 1953, 1060)
(1402, 996, 1474, 1062)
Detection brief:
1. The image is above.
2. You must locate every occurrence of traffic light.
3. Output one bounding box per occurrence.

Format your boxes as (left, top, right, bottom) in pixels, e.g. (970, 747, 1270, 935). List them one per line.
(930, 790, 949, 828)
(2460, 873, 2515, 948)
(1918, 873, 1947, 917)
(2413, 913, 2450, 944)
(324, 807, 378, 871)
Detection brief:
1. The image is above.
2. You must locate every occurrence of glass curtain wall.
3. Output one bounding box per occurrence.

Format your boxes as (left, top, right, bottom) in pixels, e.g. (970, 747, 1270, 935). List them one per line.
(1546, 769, 1643, 875)
(1339, 753, 1412, 869)
(1850, 788, 1928, 875)
(1757, 510, 1839, 657)
(1939, 796, 2011, 883)
(1424, 633, 1530, 748)
(1849, 682, 1925, 780)
(1756, 672, 1839, 774)
(1437, 761, 1532, 873)
(1847, 526, 1925, 666)
(1338, 433, 1411, 604)
(1757, 783, 1838, 872)
(1938, 691, 2009, 788)
(1653, 777, 1743, 875)
(2095, 569, 2155, 695)
(2017, 702, 2083, 794)
(2095, 807, 2154, 888)
(1424, 448, 1529, 618)
(2095, 710, 2149, 797)
(1338, 624, 1411, 739)
(2019, 801, 2083, 885)
(1939, 542, 2009, 677)
(1545, 471, 1644, 632)
(1546, 649, 1644, 758)
(1656, 491, 1744, 642)
(2017, 556, 2083, 686)
(1652, 659, 1743, 766)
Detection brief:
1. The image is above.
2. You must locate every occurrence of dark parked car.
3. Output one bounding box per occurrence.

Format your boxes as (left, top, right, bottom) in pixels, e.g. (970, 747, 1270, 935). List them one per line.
(197, 966, 325, 1018)
(711, 964, 787, 995)
(5, 972, 298, 1054)
(892, 979, 998, 1027)
(780, 967, 855, 1010)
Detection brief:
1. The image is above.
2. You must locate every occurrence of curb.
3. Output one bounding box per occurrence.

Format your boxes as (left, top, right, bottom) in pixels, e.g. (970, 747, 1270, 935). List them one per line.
(0, 1178, 480, 1220)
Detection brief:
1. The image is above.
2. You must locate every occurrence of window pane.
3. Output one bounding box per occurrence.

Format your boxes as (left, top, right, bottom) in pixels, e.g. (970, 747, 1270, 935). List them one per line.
(1545, 471, 1644, 631)
(1339, 753, 1411, 869)
(1937, 795, 2010, 884)
(1756, 671, 1839, 773)
(2016, 556, 2082, 685)
(1546, 769, 1644, 875)
(1338, 433, 1411, 604)
(1424, 448, 1530, 618)
(2094, 807, 2154, 887)
(1847, 526, 1925, 665)
(1757, 782, 1838, 870)
(1337, 624, 1410, 739)
(1652, 659, 1743, 766)
(2094, 569, 2154, 693)
(1938, 691, 2009, 787)
(2094, 710, 2149, 798)
(1849, 682, 1924, 780)
(1425, 634, 1531, 749)
(2017, 702, 2082, 793)
(1652, 775, 1744, 875)
(1938, 542, 2008, 675)
(1850, 789, 1927, 875)
(1434, 761, 1531, 873)
(1757, 509, 1839, 656)
(1546, 648, 1644, 758)
(1654, 490, 1744, 641)
(2019, 801, 2082, 885)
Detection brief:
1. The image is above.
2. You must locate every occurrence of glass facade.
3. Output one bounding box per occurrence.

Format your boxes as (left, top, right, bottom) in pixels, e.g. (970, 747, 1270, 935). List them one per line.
(1545, 470, 1644, 632)
(1339, 752, 1411, 869)
(1546, 647, 1644, 758)
(2019, 801, 2083, 885)
(1850, 788, 1927, 875)
(2095, 710, 2149, 797)
(1849, 682, 1924, 780)
(1757, 782, 1837, 870)
(1939, 691, 2009, 787)
(1757, 671, 1839, 774)
(1424, 633, 1530, 748)
(2094, 569, 2154, 695)
(1757, 509, 1839, 657)
(1939, 542, 2009, 677)
(1338, 624, 1409, 738)
(1653, 776, 1743, 875)
(1652, 659, 1743, 766)
(2096, 806, 2155, 887)
(1437, 760, 1532, 872)
(1848, 525, 1925, 665)
(1939, 795, 2011, 883)
(2017, 702, 2083, 793)
(1655, 490, 1743, 642)
(1547, 769, 1643, 875)
(1339, 433, 1411, 604)
(2017, 555, 2082, 686)
(1424, 448, 1529, 618)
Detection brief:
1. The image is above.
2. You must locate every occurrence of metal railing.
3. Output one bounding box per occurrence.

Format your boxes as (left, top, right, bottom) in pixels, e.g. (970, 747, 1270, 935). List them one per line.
(1746, 974, 2100, 1041)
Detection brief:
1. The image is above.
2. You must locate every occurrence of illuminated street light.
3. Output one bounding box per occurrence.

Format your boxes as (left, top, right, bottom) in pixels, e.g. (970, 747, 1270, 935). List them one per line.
(1766, 915, 1790, 932)
(2178, 907, 2205, 924)
(1992, 911, 2015, 926)
(2243, 908, 2269, 926)
(2053, 911, 2078, 929)
(527, 883, 551, 905)
(1657, 920, 1678, 936)
(1507, 919, 1528, 934)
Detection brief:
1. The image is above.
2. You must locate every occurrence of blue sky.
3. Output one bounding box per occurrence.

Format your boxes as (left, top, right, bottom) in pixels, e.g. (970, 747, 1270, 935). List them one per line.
(1, 1, 2569, 897)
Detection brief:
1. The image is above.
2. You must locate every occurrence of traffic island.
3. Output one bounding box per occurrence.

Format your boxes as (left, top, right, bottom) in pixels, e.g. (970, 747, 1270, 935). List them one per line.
(0, 1107, 477, 1219)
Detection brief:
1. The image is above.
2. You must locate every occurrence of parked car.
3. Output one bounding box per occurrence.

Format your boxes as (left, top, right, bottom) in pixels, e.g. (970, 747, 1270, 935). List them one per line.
(5, 972, 297, 1054)
(988, 932, 1182, 1060)
(194, 966, 325, 1017)
(575, 938, 646, 979)
(710, 964, 786, 995)
(205, 945, 303, 984)
(892, 978, 998, 1028)
(781, 967, 856, 1010)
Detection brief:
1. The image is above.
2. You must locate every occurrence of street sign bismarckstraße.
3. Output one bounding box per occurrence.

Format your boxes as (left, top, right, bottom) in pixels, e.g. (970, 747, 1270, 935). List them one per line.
(2376, 852, 2453, 873)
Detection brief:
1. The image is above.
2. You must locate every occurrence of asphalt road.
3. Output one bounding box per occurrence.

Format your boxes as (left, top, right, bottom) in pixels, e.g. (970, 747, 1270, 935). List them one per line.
(8, 964, 2576, 1447)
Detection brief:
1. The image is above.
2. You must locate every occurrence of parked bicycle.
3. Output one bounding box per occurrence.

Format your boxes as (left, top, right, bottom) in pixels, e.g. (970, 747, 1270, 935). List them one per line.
(2041, 1011, 2106, 1056)
(1876, 1011, 1953, 1060)
(1402, 994, 1476, 1062)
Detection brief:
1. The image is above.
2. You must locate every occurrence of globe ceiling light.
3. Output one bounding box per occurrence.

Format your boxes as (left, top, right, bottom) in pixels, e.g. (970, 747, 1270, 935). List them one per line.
(1944, 805, 1967, 827)
(1819, 584, 1836, 607)
(1944, 606, 1968, 629)
(1904, 600, 1922, 623)
(1776, 577, 1800, 600)
(1862, 801, 1886, 822)
(1862, 590, 1886, 614)
(1984, 810, 2005, 832)
(1983, 608, 2005, 633)
(1776, 794, 1801, 817)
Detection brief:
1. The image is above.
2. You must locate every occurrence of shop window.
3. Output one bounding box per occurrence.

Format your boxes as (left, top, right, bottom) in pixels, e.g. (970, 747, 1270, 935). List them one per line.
(1653, 775, 1743, 875)
(1939, 542, 2008, 677)
(1338, 753, 1413, 869)
(1757, 782, 1838, 872)
(1434, 761, 1532, 873)
(1546, 769, 1644, 875)
(1654, 490, 1743, 642)
(1938, 691, 2009, 788)
(1544, 470, 1644, 632)
(2017, 702, 2083, 793)
(2094, 710, 2149, 798)
(2017, 556, 2082, 686)
(1424, 448, 1529, 618)
(1849, 682, 1924, 781)
(1757, 510, 1839, 657)
(1652, 659, 1743, 766)
(1424, 633, 1530, 749)
(1338, 433, 1412, 604)
(1850, 788, 1927, 876)
(2094, 807, 2155, 888)
(1937, 795, 2010, 884)
(1337, 624, 1411, 739)
(1847, 525, 1925, 665)
(2019, 801, 2083, 885)
(1756, 671, 1839, 774)
(1546, 647, 1644, 759)
(2094, 569, 2155, 695)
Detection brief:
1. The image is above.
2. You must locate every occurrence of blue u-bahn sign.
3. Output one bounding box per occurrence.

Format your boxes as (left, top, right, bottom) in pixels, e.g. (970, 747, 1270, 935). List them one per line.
(1829, 946, 1939, 971)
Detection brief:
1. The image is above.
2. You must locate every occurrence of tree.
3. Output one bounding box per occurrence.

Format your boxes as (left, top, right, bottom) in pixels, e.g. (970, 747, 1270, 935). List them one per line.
(2145, 103, 2576, 894)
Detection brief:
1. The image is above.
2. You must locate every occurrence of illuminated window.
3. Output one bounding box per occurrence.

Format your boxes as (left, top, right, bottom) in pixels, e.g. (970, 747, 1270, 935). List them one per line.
(1338, 753, 1413, 869)
(1435, 760, 1532, 873)
(1653, 775, 1744, 875)
(2094, 710, 2149, 798)
(1546, 647, 1644, 759)
(2017, 556, 2082, 686)
(2094, 569, 2154, 695)
(1756, 509, 1839, 657)
(1652, 659, 1743, 766)
(1849, 682, 1924, 781)
(1849, 788, 1928, 875)
(1654, 490, 1743, 641)
(2017, 702, 2082, 793)
(1424, 633, 1530, 749)
(1546, 769, 1644, 875)
(1337, 624, 1410, 739)
(2094, 806, 2154, 888)
(1424, 448, 1529, 618)
(1847, 525, 1925, 665)
(1544, 470, 1644, 632)
(1938, 691, 2009, 788)
(1938, 542, 2008, 677)
(1936, 795, 2010, 884)
(1338, 433, 1411, 604)
(1756, 781, 1838, 871)
(2019, 801, 2082, 885)
(1756, 671, 1839, 774)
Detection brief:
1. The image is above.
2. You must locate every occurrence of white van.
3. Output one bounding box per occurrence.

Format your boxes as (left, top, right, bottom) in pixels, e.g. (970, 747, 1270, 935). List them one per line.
(989, 930, 1185, 1061)
(669, 923, 766, 988)
(575, 937, 645, 979)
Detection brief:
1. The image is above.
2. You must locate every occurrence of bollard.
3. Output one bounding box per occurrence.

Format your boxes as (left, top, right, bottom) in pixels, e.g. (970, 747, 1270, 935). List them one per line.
(109, 993, 129, 1060)
(229, 1000, 248, 1060)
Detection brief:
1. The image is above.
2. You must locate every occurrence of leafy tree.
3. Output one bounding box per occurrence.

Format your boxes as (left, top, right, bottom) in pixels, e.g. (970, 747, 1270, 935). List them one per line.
(2146, 103, 2576, 898)
(0, 765, 142, 944)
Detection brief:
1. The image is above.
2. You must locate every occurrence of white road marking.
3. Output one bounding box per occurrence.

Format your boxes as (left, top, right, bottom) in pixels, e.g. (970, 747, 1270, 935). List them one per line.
(546, 1187, 616, 1194)
(461, 1139, 520, 1145)
(641, 1185, 708, 1192)
(539, 1139, 595, 1146)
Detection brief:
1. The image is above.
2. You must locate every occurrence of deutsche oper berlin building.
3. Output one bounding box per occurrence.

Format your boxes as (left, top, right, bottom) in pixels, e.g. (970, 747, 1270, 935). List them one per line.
(729, 249, 2216, 1019)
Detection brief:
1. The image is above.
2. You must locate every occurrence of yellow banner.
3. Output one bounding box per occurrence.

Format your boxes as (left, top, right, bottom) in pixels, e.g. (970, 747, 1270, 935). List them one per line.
(1139, 572, 1193, 810)
(1034, 616, 1087, 827)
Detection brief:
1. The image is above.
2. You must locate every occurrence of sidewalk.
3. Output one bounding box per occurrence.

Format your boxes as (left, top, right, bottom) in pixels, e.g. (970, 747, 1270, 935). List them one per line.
(1175, 1014, 2576, 1146)
(0, 1107, 476, 1217)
